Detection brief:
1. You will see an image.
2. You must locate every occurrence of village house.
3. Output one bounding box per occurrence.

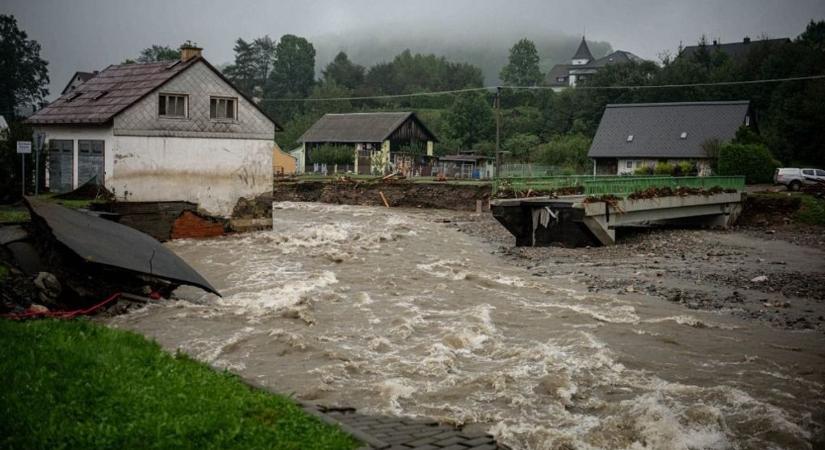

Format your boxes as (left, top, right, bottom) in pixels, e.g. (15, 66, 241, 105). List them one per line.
(678, 36, 790, 62)
(587, 101, 753, 175)
(26, 42, 281, 217)
(546, 37, 644, 90)
(298, 112, 438, 176)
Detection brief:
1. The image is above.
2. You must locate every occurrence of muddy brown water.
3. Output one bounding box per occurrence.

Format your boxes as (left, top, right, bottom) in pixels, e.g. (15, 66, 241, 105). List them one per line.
(109, 202, 825, 450)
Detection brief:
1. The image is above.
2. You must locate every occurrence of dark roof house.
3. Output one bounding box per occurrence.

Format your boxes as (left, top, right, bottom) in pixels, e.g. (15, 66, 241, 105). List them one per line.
(299, 112, 437, 144)
(29, 57, 280, 128)
(588, 101, 752, 160)
(679, 37, 790, 61)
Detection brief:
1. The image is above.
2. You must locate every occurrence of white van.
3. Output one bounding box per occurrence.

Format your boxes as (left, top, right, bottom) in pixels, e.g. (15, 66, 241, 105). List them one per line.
(774, 168, 825, 191)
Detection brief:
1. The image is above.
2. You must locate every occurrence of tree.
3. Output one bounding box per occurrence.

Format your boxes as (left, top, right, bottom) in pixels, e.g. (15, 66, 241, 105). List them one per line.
(443, 94, 494, 149)
(267, 34, 316, 99)
(0, 15, 49, 120)
(137, 45, 180, 63)
(224, 36, 276, 98)
(503, 133, 540, 162)
(500, 39, 543, 86)
(321, 52, 365, 90)
(264, 35, 316, 122)
(532, 134, 592, 172)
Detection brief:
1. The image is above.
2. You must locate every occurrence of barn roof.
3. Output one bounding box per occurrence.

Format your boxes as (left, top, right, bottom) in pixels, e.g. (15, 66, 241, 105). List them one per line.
(299, 112, 438, 143)
(27, 57, 281, 129)
(588, 101, 750, 159)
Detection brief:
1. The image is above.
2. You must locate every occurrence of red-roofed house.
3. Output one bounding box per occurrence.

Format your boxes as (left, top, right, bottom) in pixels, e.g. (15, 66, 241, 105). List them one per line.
(27, 42, 281, 217)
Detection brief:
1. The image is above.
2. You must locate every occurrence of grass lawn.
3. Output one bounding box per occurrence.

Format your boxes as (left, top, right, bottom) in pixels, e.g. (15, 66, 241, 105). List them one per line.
(0, 319, 359, 450)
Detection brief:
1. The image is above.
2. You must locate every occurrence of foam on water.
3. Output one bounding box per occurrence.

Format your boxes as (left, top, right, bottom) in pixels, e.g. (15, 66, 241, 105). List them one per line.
(118, 203, 823, 450)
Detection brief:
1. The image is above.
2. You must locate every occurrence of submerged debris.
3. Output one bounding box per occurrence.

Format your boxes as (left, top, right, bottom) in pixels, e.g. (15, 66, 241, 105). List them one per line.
(628, 185, 738, 200)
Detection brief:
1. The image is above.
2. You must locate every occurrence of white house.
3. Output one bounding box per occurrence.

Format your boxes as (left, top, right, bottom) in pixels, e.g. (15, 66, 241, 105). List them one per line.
(546, 37, 644, 91)
(27, 43, 280, 217)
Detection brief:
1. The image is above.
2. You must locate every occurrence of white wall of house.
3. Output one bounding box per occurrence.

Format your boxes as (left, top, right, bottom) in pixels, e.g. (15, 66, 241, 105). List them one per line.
(35, 126, 273, 217)
(109, 136, 272, 216)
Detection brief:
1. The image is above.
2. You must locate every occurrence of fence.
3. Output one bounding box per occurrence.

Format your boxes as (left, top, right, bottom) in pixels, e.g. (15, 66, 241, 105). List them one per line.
(493, 175, 746, 196)
(498, 164, 566, 178)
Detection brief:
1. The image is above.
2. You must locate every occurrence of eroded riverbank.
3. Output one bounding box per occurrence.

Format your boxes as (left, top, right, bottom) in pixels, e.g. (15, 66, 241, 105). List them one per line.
(109, 203, 825, 449)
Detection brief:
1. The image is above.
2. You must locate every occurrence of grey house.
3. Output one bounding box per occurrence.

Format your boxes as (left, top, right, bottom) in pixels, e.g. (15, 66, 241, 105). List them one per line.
(588, 101, 752, 175)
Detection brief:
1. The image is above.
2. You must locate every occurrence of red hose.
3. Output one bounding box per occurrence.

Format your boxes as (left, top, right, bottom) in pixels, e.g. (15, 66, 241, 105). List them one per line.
(2, 292, 123, 320)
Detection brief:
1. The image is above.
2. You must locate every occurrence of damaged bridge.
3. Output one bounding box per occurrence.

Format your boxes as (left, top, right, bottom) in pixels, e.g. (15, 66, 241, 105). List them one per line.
(491, 176, 745, 247)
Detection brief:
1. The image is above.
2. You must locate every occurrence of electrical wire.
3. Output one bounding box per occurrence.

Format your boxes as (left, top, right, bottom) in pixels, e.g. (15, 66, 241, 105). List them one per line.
(257, 74, 825, 102)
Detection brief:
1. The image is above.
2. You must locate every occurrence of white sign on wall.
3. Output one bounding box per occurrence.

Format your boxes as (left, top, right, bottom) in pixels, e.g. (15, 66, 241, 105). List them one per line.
(16, 141, 32, 154)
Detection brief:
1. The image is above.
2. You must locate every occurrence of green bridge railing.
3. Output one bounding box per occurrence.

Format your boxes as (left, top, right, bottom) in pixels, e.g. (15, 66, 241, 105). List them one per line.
(493, 176, 746, 196)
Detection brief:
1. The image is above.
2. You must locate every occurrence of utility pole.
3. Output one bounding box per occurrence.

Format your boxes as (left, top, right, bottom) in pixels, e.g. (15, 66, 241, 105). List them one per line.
(494, 86, 501, 178)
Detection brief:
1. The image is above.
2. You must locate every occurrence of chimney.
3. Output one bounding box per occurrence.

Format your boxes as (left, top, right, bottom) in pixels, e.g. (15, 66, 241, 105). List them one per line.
(743, 36, 751, 44)
(180, 41, 203, 62)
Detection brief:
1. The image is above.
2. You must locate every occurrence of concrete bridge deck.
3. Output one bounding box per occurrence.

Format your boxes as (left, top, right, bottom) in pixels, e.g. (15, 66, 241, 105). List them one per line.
(491, 192, 743, 247)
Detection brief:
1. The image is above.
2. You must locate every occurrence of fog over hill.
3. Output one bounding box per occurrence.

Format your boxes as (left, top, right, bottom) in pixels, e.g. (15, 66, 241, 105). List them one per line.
(310, 25, 614, 85)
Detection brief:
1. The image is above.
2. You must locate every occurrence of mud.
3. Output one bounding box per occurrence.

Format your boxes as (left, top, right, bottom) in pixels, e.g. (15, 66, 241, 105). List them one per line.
(110, 202, 825, 450)
(271, 181, 491, 211)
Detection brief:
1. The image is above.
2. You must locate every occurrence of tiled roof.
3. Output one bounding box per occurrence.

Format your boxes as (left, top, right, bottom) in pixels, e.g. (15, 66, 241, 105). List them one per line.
(588, 101, 750, 159)
(28, 59, 199, 125)
(299, 112, 437, 143)
(546, 64, 571, 86)
(584, 50, 644, 68)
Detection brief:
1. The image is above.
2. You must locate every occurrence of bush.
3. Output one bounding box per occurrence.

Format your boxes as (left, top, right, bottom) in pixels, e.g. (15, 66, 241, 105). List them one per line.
(308, 144, 354, 165)
(676, 160, 696, 176)
(653, 161, 674, 175)
(532, 134, 592, 173)
(717, 143, 780, 184)
(634, 165, 653, 175)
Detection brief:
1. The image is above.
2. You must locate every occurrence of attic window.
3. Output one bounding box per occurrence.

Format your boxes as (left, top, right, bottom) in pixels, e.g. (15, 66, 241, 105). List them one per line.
(89, 91, 108, 101)
(158, 93, 187, 118)
(65, 92, 83, 102)
(627, 135, 634, 142)
(680, 132, 688, 139)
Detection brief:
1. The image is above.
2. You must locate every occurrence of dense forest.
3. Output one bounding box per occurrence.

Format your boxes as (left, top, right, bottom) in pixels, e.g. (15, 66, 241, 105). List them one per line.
(214, 20, 825, 169)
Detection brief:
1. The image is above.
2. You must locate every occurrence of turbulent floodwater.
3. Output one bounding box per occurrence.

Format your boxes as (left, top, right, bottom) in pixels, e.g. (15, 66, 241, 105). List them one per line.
(110, 202, 825, 450)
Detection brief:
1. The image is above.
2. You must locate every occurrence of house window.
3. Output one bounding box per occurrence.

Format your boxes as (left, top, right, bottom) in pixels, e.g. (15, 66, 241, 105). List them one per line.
(627, 135, 634, 142)
(626, 160, 633, 169)
(556, 77, 565, 82)
(158, 94, 187, 118)
(78, 140, 104, 155)
(210, 97, 237, 120)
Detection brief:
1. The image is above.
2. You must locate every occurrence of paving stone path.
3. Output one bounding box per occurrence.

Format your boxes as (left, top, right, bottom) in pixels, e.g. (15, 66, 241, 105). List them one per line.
(301, 403, 509, 450)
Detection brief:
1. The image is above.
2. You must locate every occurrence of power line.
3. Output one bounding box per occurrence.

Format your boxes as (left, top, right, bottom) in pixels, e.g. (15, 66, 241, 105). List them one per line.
(257, 74, 825, 103)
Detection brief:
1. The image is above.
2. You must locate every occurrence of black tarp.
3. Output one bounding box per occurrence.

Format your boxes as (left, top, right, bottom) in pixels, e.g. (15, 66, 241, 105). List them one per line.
(25, 197, 220, 296)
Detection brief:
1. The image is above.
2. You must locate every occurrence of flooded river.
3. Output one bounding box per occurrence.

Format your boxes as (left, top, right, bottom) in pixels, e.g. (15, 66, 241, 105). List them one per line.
(110, 202, 824, 449)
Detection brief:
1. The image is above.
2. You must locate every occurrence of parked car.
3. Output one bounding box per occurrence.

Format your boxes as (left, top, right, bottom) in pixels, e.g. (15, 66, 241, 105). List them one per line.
(774, 168, 825, 191)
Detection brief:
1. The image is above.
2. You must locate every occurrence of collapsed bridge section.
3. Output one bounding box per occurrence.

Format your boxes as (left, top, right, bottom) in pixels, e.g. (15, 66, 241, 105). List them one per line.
(491, 180, 744, 247)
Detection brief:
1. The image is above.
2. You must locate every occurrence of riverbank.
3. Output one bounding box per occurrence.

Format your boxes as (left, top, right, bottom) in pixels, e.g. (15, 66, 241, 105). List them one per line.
(453, 211, 825, 332)
(0, 319, 359, 450)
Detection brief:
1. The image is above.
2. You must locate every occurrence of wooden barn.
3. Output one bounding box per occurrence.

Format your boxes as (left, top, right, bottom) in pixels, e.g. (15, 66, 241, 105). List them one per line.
(298, 112, 438, 175)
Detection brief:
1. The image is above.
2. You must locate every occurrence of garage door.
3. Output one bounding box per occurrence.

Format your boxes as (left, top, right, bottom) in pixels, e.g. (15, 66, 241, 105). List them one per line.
(48, 140, 73, 193)
(78, 140, 104, 185)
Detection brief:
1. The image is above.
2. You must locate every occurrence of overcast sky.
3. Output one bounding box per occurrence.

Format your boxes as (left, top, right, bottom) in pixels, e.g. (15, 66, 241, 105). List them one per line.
(5, 0, 825, 99)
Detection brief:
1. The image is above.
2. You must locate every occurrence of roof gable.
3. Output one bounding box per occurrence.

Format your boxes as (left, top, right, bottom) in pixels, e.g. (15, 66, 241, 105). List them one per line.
(299, 112, 437, 143)
(680, 38, 790, 61)
(28, 57, 281, 130)
(588, 101, 750, 159)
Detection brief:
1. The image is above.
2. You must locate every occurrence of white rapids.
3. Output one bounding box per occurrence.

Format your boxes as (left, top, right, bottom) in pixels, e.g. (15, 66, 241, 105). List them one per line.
(109, 202, 824, 450)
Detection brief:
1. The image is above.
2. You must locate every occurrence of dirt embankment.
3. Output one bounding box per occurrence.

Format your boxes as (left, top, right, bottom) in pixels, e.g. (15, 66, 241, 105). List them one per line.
(270, 181, 492, 211)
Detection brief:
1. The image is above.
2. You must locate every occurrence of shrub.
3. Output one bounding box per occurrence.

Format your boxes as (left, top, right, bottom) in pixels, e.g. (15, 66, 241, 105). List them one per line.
(677, 160, 696, 176)
(533, 134, 592, 173)
(653, 161, 674, 175)
(717, 143, 780, 184)
(635, 165, 653, 175)
(308, 144, 354, 165)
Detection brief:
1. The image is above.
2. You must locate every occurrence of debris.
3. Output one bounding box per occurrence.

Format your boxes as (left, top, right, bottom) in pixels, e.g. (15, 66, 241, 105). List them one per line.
(750, 275, 768, 283)
(33, 272, 61, 303)
(379, 191, 390, 208)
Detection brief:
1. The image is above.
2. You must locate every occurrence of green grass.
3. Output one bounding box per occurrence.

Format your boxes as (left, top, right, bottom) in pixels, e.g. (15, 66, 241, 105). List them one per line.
(0, 205, 29, 223)
(0, 319, 359, 450)
(795, 194, 825, 226)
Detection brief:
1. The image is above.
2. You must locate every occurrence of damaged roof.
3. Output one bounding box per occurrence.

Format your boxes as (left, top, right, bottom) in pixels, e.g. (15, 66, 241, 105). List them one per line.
(26, 197, 220, 296)
(588, 101, 751, 159)
(299, 112, 438, 144)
